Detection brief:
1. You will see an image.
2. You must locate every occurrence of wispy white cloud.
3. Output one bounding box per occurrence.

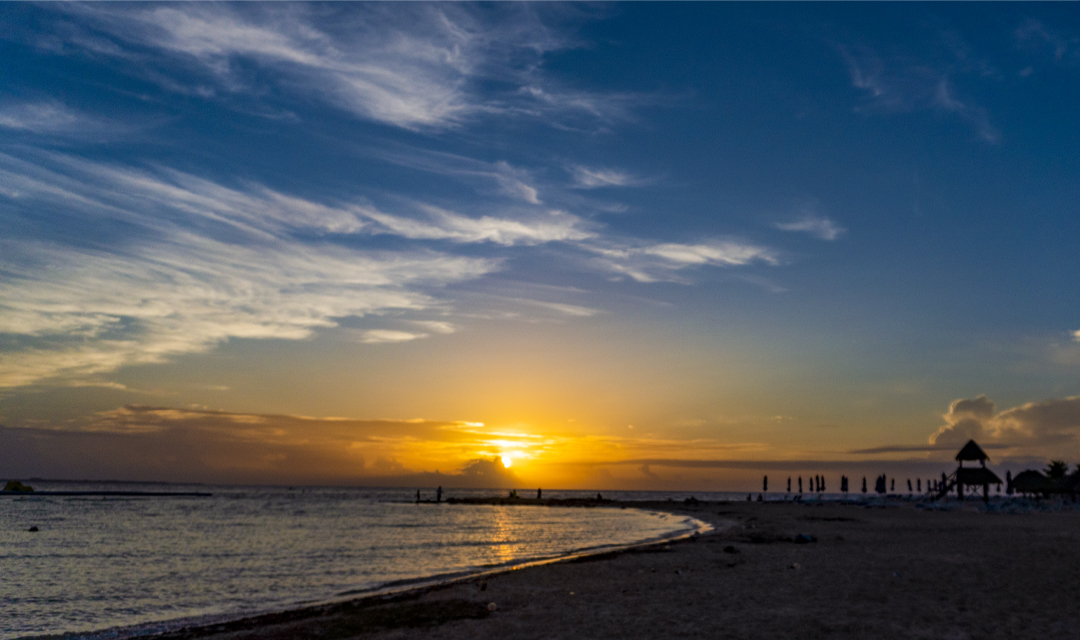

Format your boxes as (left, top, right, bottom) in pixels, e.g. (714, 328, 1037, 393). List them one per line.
(366, 147, 542, 204)
(839, 44, 1000, 143)
(569, 165, 644, 189)
(0, 99, 134, 141)
(44, 3, 635, 132)
(357, 329, 428, 344)
(774, 214, 846, 241)
(642, 242, 776, 266)
(519, 300, 600, 318)
(357, 204, 592, 246)
(412, 320, 457, 334)
(589, 240, 779, 283)
(932, 78, 999, 144)
(1015, 19, 1075, 62)
(0, 100, 82, 132)
(0, 152, 499, 388)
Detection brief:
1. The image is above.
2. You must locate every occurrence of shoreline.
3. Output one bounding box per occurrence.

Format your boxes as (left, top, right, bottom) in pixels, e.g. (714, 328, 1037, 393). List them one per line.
(65, 497, 1080, 640)
(34, 502, 710, 640)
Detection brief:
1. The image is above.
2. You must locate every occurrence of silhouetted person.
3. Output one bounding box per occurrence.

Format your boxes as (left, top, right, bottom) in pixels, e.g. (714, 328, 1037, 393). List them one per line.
(798, 476, 803, 493)
(820, 476, 825, 492)
(763, 475, 768, 492)
(890, 478, 895, 492)
(537, 488, 542, 500)
(416, 490, 420, 504)
(907, 479, 912, 493)
(917, 478, 921, 492)
(436, 486, 443, 503)
(757, 493, 763, 501)
(1006, 470, 1013, 495)
(787, 477, 791, 492)
(747, 493, 752, 501)
(862, 477, 867, 493)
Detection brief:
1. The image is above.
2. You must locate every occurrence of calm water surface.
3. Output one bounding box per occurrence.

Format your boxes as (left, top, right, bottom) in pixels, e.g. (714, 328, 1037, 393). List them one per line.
(1, 483, 708, 639)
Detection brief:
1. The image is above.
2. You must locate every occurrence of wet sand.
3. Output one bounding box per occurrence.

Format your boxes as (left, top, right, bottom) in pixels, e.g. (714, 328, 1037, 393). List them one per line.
(139, 500, 1080, 640)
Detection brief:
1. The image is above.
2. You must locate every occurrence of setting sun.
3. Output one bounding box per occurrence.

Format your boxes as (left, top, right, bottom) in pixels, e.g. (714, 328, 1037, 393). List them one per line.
(500, 454, 513, 468)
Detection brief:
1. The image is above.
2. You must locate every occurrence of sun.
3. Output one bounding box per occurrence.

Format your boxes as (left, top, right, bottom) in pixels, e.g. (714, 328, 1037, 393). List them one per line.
(500, 454, 513, 468)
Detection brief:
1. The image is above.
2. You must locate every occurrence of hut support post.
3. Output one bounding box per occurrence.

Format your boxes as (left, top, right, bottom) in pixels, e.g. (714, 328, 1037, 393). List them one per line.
(983, 483, 989, 502)
(957, 481, 963, 500)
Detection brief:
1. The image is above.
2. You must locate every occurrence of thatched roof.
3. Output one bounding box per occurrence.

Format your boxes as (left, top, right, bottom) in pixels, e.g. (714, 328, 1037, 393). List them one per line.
(955, 439, 989, 462)
(956, 467, 1001, 486)
(1011, 469, 1047, 494)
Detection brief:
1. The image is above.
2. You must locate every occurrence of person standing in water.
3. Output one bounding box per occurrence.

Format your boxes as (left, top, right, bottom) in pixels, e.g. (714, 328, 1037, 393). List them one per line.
(436, 486, 443, 503)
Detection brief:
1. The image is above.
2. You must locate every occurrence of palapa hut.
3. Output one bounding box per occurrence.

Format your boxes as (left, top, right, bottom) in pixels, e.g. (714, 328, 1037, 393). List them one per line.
(950, 439, 1002, 501)
(1010, 469, 1048, 497)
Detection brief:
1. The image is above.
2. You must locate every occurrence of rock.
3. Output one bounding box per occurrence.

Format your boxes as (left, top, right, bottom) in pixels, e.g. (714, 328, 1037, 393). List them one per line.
(790, 562, 801, 570)
(487, 602, 497, 612)
(793, 533, 817, 544)
(723, 545, 740, 554)
(28, 526, 39, 532)
(3, 480, 34, 492)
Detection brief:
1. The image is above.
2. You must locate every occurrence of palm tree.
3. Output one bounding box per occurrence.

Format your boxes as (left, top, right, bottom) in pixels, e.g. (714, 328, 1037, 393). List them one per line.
(1045, 460, 1069, 480)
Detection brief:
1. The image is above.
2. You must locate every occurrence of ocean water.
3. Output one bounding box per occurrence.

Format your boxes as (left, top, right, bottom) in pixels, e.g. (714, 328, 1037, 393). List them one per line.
(0, 482, 707, 640)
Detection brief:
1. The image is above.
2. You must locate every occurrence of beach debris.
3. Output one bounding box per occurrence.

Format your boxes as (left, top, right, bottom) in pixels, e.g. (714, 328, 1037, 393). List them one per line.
(487, 602, 497, 612)
(723, 545, 739, 554)
(793, 534, 817, 544)
(479, 580, 487, 592)
(28, 526, 39, 532)
(789, 562, 801, 570)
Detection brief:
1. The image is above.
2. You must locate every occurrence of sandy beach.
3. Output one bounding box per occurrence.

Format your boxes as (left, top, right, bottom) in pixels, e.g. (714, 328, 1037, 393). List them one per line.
(135, 499, 1080, 640)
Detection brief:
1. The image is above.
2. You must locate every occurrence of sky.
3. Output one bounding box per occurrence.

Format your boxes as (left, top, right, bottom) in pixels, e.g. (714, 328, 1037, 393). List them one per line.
(2, 3, 1079, 491)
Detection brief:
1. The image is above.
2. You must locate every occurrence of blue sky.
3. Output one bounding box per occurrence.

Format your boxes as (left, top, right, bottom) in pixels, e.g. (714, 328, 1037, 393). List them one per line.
(1, 3, 1079, 488)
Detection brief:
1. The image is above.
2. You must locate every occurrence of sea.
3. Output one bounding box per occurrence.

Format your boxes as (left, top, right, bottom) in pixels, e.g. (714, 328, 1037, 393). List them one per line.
(0, 482, 717, 640)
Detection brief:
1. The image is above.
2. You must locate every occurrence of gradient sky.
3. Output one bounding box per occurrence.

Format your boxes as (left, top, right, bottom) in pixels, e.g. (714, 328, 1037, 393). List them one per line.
(2, 3, 1079, 490)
